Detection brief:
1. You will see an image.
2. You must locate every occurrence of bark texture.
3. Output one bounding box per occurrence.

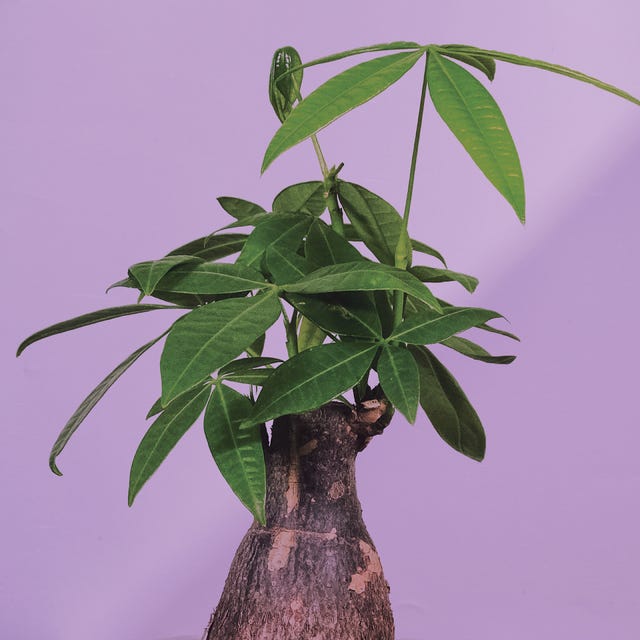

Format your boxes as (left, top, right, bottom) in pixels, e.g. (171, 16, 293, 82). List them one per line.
(204, 401, 394, 640)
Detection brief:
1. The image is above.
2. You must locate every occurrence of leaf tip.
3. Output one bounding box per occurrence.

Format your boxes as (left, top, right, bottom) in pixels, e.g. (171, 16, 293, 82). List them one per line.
(49, 457, 63, 476)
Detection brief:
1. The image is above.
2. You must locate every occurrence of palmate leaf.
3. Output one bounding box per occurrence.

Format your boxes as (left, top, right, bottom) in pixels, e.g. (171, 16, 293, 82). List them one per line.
(128, 383, 211, 506)
(441, 44, 640, 106)
(17, 304, 182, 356)
(440, 48, 496, 81)
(160, 291, 282, 405)
(338, 182, 410, 266)
(262, 50, 425, 172)
(389, 306, 501, 345)
(305, 218, 363, 267)
(217, 197, 266, 220)
(128, 255, 203, 296)
(204, 383, 266, 523)
(269, 46, 304, 123)
(265, 244, 310, 284)
(427, 51, 526, 222)
(283, 261, 441, 312)
(272, 181, 326, 215)
(411, 345, 485, 461)
(377, 344, 419, 423)
(410, 265, 478, 293)
(166, 233, 248, 261)
(49, 332, 168, 475)
(237, 214, 312, 270)
(245, 341, 378, 426)
(440, 335, 516, 364)
(152, 263, 272, 295)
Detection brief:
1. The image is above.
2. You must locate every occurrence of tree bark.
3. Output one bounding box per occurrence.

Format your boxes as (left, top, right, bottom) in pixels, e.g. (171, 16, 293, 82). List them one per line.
(204, 401, 395, 640)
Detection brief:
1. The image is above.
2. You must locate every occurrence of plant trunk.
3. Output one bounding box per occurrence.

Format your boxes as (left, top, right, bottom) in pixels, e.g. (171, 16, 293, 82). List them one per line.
(203, 401, 395, 640)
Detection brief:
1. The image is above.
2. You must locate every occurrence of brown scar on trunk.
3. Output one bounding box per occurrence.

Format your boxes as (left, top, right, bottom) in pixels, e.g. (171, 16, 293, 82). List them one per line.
(298, 438, 318, 456)
(267, 529, 297, 572)
(348, 539, 383, 594)
(328, 480, 346, 500)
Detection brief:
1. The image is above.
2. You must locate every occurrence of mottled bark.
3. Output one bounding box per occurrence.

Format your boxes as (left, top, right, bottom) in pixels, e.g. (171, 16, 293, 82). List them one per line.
(204, 401, 394, 640)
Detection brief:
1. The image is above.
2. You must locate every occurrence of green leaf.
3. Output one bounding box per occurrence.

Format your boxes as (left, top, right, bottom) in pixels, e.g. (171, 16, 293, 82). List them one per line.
(441, 45, 640, 106)
(237, 214, 311, 270)
(204, 383, 266, 523)
(411, 346, 485, 461)
(439, 48, 496, 81)
(128, 384, 211, 505)
(146, 396, 165, 419)
(219, 357, 282, 376)
(270, 46, 304, 123)
(265, 244, 311, 285)
(297, 317, 326, 351)
(410, 265, 478, 293)
(377, 345, 419, 423)
(427, 51, 526, 222)
(129, 255, 203, 296)
(283, 261, 441, 312)
(272, 181, 326, 215)
(338, 182, 409, 265)
(262, 50, 424, 172)
(220, 369, 274, 386)
(166, 234, 248, 261)
(440, 336, 516, 364)
(217, 196, 266, 220)
(289, 292, 382, 338)
(106, 277, 138, 293)
(305, 218, 364, 267)
(246, 341, 378, 425)
(390, 306, 501, 345)
(153, 262, 272, 295)
(215, 213, 270, 232)
(410, 239, 446, 267)
(17, 304, 181, 356)
(477, 322, 520, 342)
(160, 291, 282, 405)
(49, 332, 167, 475)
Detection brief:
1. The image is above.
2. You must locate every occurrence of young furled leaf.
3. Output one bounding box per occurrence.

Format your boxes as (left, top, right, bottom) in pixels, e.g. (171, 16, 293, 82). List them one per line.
(438, 48, 496, 81)
(160, 291, 281, 405)
(262, 50, 424, 172)
(377, 345, 420, 423)
(427, 50, 526, 222)
(129, 384, 211, 506)
(440, 336, 516, 364)
(246, 341, 379, 426)
(409, 265, 478, 293)
(49, 332, 168, 475)
(204, 383, 267, 523)
(272, 181, 326, 215)
(411, 345, 485, 461)
(269, 46, 304, 123)
(217, 197, 266, 220)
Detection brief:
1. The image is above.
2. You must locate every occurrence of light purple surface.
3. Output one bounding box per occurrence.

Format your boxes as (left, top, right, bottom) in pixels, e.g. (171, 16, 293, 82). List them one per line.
(3, 2, 640, 639)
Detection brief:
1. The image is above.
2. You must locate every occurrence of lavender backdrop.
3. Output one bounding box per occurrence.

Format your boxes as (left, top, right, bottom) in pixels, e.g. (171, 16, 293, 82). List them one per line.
(3, 2, 639, 639)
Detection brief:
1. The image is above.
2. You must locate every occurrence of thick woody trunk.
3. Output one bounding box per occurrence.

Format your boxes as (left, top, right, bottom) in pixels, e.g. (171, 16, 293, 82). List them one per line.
(204, 401, 395, 640)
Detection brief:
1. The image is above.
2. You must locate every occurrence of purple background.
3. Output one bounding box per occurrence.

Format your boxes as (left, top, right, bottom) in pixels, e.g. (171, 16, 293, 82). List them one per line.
(3, 2, 640, 639)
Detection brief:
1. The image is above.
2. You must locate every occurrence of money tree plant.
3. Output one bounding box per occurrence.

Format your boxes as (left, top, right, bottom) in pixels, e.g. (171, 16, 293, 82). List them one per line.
(17, 41, 639, 639)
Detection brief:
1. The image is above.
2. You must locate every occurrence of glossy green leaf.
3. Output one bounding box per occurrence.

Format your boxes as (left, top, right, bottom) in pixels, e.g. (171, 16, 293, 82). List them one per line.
(439, 48, 496, 81)
(217, 196, 265, 220)
(265, 244, 311, 284)
(305, 218, 363, 267)
(289, 292, 382, 338)
(269, 46, 304, 123)
(237, 214, 311, 270)
(129, 255, 203, 296)
(204, 383, 266, 522)
(262, 50, 424, 172)
(410, 239, 447, 266)
(49, 332, 167, 475)
(338, 182, 409, 265)
(17, 305, 181, 356)
(390, 306, 501, 345)
(442, 45, 640, 106)
(297, 317, 326, 351)
(219, 357, 282, 377)
(283, 261, 441, 312)
(128, 384, 211, 505)
(166, 234, 248, 261)
(215, 213, 270, 232)
(246, 341, 378, 425)
(427, 51, 526, 222)
(440, 336, 516, 364)
(410, 265, 478, 293)
(411, 346, 485, 461)
(272, 181, 326, 215)
(477, 322, 520, 341)
(160, 291, 282, 404)
(221, 370, 274, 386)
(377, 345, 419, 423)
(106, 276, 139, 293)
(153, 262, 272, 295)
(146, 396, 165, 419)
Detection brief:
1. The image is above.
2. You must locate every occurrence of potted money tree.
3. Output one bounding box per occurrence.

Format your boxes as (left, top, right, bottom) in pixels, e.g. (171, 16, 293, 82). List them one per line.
(17, 42, 639, 639)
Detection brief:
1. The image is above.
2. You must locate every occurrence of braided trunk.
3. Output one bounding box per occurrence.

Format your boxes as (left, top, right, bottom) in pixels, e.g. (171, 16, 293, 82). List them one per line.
(203, 401, 395, 640)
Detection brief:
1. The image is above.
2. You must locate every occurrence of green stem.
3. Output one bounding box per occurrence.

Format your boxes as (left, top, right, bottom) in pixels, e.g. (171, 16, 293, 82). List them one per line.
(280, 301, 298, 357)
(393, 52, 429, 330)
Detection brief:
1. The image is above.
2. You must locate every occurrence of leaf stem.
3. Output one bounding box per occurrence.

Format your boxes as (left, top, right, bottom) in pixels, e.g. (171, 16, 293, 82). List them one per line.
(393, 52, 429, 330)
